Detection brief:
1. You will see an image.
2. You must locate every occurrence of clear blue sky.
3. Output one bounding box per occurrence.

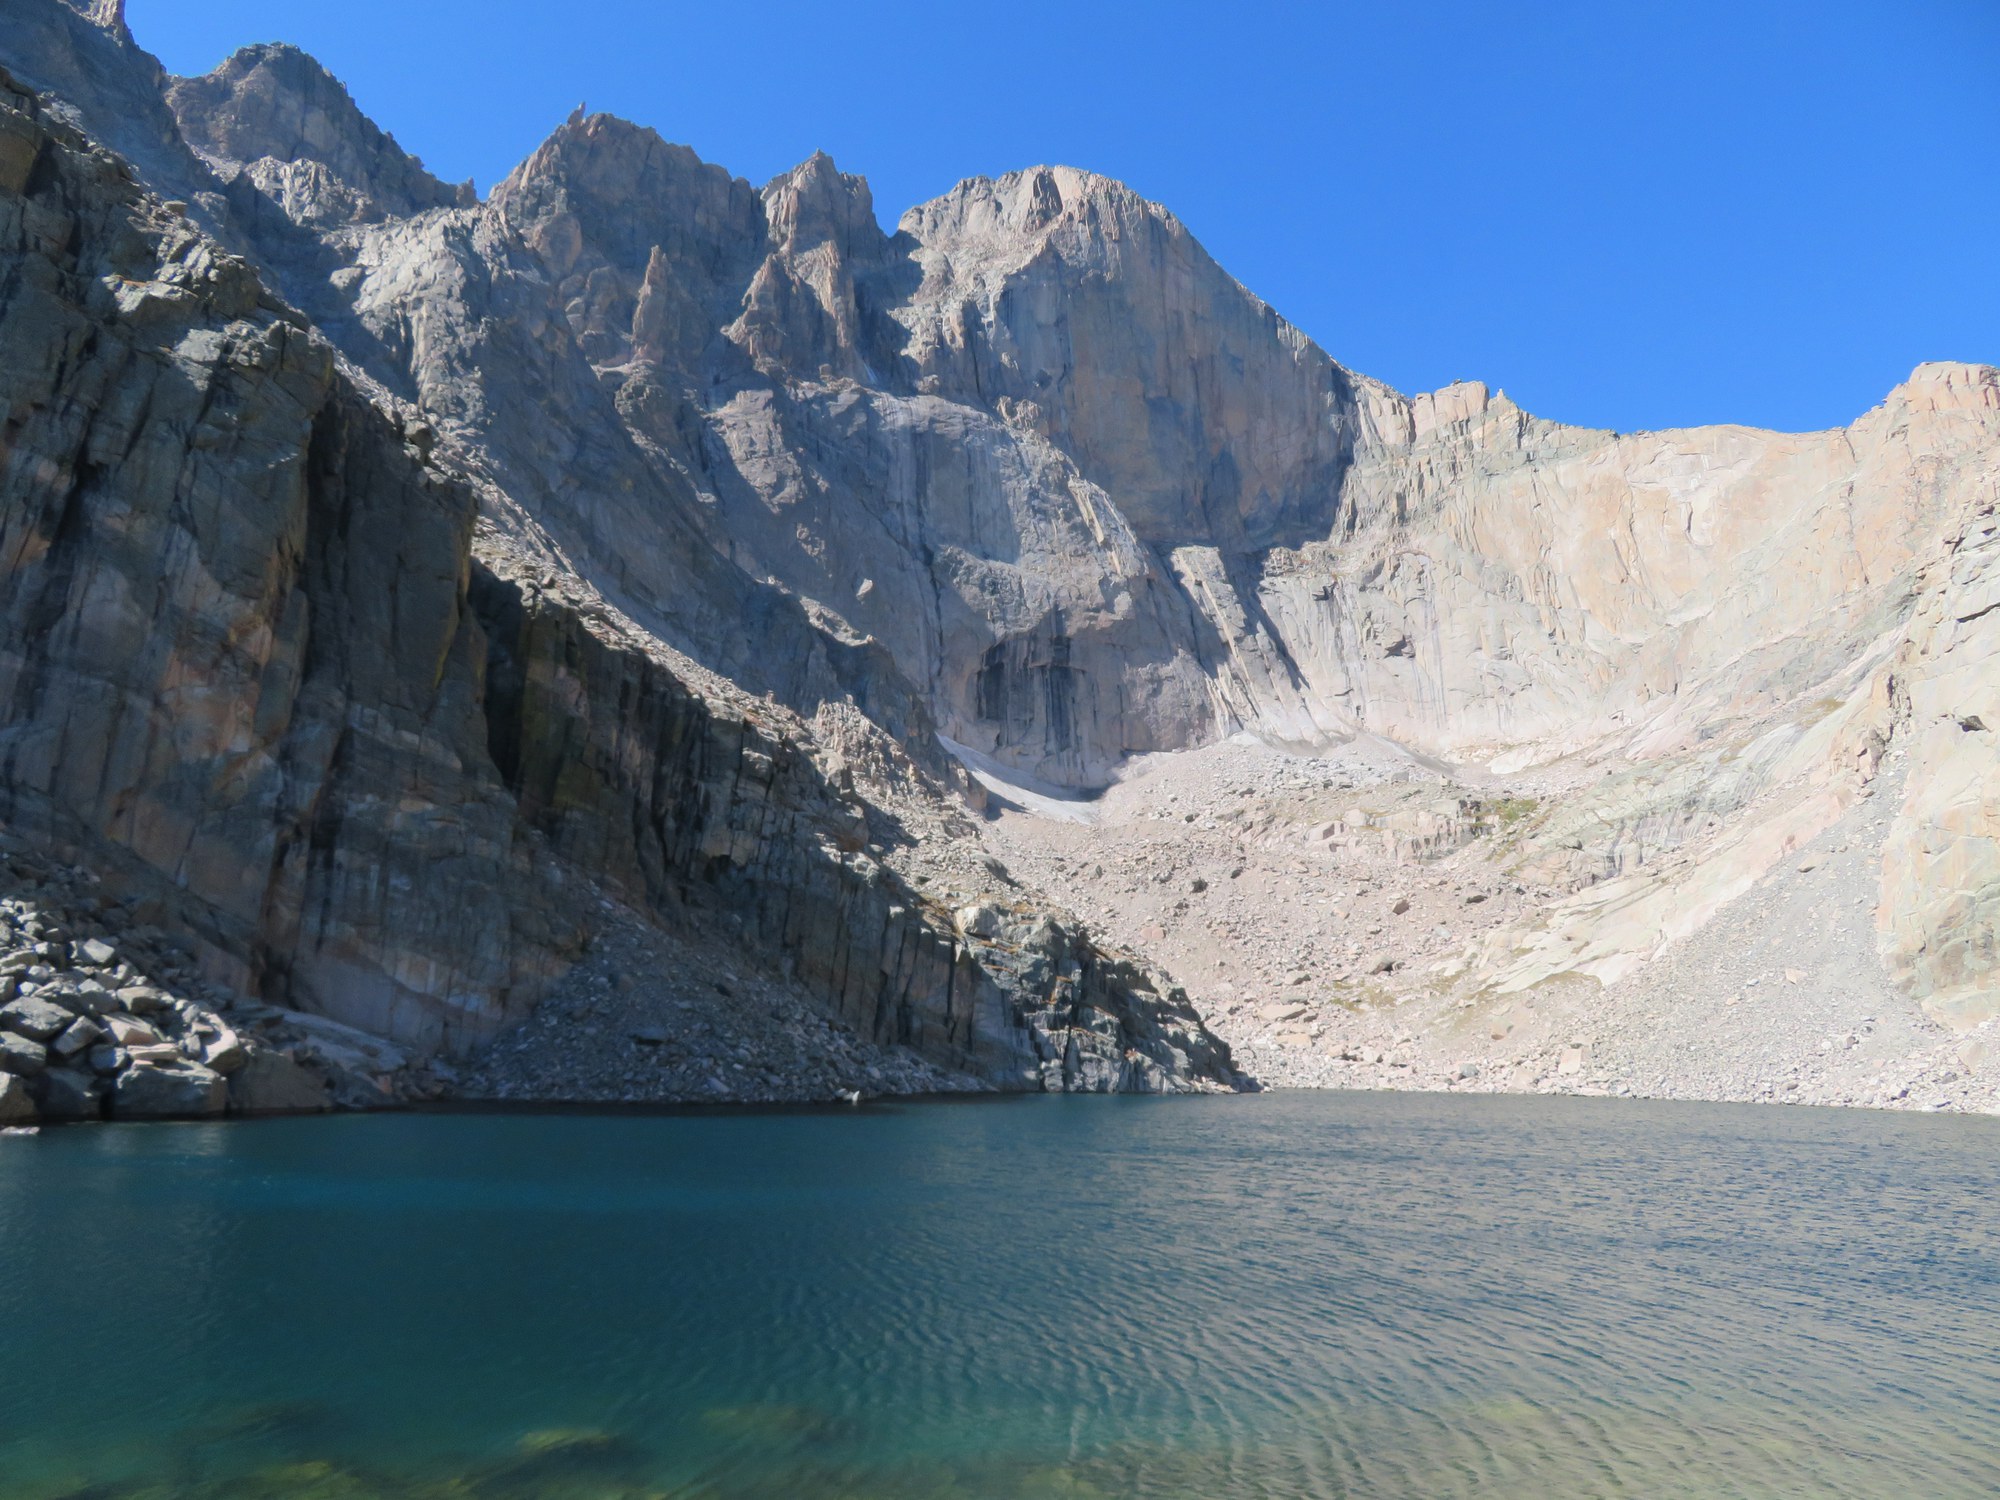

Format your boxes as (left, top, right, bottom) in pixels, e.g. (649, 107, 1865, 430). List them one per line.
(131, 0, 1997, 434)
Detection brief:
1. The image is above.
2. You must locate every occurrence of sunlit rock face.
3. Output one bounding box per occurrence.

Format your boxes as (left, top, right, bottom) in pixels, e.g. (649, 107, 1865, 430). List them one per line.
(164, 42, 473, 226)
(475, 130, 2000, 817)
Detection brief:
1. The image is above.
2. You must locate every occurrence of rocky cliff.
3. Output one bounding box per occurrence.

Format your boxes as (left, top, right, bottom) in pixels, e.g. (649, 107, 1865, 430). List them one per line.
(0, 7, 1238, 1115)
(1, 0, 1996, 1118)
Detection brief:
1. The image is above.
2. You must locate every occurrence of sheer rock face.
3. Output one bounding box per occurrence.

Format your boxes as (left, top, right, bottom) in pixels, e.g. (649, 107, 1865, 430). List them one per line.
(491, 114, 768, 371)
(0, 72, 549, 1048)
(4, 0, 216, 213)
(479, 128, 1236, 786)
(894, 165, 1379, 551)
(1877, 382, 2000, 1027)
(165, 43, 471, 226)
(405, 117, 2000, 1025)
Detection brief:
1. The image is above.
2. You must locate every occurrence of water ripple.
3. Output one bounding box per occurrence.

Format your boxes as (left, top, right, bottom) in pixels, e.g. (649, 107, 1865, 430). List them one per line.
(0, 1094, 1997, 1498)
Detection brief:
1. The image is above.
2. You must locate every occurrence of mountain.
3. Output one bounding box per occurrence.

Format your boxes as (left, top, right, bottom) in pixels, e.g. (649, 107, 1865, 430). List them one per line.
(0, 0, 1994, 1116)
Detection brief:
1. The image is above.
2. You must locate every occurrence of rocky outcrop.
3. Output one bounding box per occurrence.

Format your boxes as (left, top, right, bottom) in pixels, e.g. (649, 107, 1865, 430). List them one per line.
(165, 44, 472, 227)
(464, 122, 2000, 829)
(0, 1, 212, 215)
(465, 567, 1228, 1089)
(0, 829, 351, 1123)
(475, 125, 1244, 787)
(895, 165, 1376, 550)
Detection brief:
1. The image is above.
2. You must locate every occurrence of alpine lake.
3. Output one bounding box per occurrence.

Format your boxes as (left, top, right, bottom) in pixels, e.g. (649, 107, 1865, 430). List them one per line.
(2, 1092, 1996, 1499)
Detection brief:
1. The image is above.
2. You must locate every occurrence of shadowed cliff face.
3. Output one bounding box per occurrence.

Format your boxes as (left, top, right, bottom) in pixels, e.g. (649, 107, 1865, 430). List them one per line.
(0, 68, 554, 1047)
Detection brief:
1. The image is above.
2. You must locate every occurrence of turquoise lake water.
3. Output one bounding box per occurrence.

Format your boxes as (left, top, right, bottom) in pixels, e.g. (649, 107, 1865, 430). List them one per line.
(1, 1092, 1997, 1498)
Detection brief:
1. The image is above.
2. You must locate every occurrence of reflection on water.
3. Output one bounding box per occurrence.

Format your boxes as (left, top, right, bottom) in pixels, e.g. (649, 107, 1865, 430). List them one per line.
(1, 1093, 1997, 1498)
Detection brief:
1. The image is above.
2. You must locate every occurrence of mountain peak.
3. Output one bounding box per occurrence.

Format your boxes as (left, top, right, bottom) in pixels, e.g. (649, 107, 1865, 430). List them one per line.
(64, 0, 128, 40)
(165, 42, 471, 224)
(761, 150, 880, 258)
(901, 163, 1176, 245)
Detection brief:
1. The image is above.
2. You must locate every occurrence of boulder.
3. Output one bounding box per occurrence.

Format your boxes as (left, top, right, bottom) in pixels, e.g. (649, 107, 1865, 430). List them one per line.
(0, 1074, 34, 1125)
(63, 981, 116, 1016)
(200, 1029, 249, 1075)
(32, 1067, 103, 1121)
(953, 904, 1005, 940)
(111, 1061, 227, 1119)
(0, 995, 75, 1042)
(0, 1032, 47, 1075)
(104, 1014, 159, 1048)
(227, 1051, 332, 1114)
(75, 938, 117, 966)
(49, 1016, 104, 1060)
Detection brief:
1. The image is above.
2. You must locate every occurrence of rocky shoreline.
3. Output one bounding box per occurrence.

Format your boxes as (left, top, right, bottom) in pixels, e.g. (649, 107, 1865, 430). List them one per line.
(0, 835, 344, 1126)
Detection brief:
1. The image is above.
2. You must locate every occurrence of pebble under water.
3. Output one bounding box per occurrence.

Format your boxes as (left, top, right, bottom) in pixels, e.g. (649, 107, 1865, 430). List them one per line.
(1, 1092, 1997, 1498)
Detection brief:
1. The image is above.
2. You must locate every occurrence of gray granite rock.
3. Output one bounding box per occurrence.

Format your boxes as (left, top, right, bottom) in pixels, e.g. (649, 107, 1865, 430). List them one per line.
(226, 1051, 332, 1114)
(0, 1032, 47, 1076)
(49, 1015, 103, 1060)
(8, 0, 1996, 1114)
(200, 1029, 249, 1076)
(32, 1066, 102, 1121)
(165, 42, 472, 227)
(111, 1060, 227, 1119)
(0, 996, 74, 1042)
(0, 1074, 35, 1124)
